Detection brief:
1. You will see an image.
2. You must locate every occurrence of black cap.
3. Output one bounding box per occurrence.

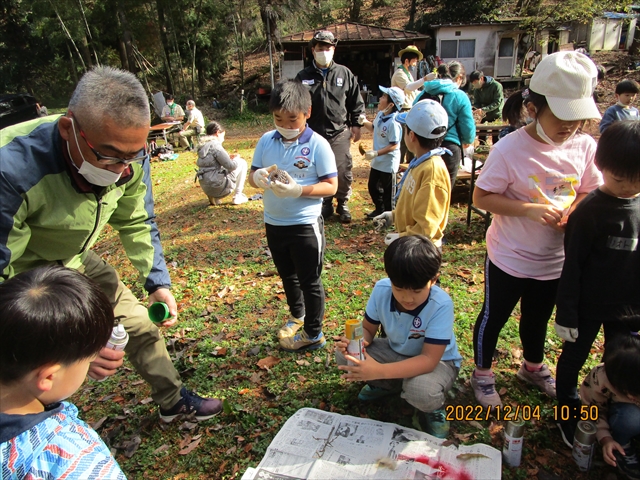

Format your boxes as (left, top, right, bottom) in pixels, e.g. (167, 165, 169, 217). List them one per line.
(311, 30, 337, 46)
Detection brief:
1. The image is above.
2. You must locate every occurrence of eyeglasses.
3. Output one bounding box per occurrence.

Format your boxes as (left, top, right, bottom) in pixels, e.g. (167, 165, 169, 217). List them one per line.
(71, 114, 149, 165)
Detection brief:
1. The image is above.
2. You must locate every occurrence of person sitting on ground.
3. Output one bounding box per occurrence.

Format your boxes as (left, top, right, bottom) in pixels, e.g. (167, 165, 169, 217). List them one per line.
(161, 94, 185, 122)
(497, 89, 534, 142)
(581, 331, 640, 480)
(373, 100, 452, 248)
(0, 265, 126, 479)
(414, 61, 475, 186)
(249, 79, 337, 353)
(470, 70, 505, 146)
(336, 235, 462, 439)
(360, 86, 405, 219)
(179, 100, 205, 151)
(196, 121, 248, 206)
(599, 80, 639, 133)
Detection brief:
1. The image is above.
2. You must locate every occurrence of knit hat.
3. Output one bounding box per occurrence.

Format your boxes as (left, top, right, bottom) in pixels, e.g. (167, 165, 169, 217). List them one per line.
(379, 86, 406, 109)
(396, 100, 448, 139)
(398, 45, 423, 61)
(529, 51, 601, 120)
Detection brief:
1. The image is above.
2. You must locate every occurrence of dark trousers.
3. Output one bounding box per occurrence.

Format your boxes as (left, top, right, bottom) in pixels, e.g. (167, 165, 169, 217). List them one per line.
(441, 141, 462, 187)
(324, 128, 353, 202)
(265, 217, 325, 337)
(557, 316, 630, 409)
(473, 258, 559, 368)
(367, 168, 394, 212)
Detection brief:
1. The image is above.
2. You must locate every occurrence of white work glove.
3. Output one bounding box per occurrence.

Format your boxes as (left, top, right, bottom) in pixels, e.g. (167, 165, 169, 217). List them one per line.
(365, 150, 378, 161)
(384, 233, 400, 245)
(373, 211, 394, 232)
(271, 171, 302, 198)
(554, 322, 578, 342)
(253, 164, 277, 190)
(425, 72, 437, 81)
(358, 113, 367, 125)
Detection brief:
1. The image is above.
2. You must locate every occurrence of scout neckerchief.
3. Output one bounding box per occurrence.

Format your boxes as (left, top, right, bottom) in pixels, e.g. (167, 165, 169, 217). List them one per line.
(394, 147, 452, 201)
(168, 103, 176, 116)
(400, 65, 414, 83)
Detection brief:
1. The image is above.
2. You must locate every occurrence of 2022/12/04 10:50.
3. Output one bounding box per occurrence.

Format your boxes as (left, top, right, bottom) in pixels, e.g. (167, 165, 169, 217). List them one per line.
(553, 405, 599, 421)
(445, 404, 541, 422)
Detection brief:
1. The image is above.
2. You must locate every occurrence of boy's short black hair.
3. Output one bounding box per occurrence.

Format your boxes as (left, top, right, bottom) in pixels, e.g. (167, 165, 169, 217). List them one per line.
(469, 70, 484, 83)
(404, 125, 446, 150)
(615, 79, 640, 95)
(0, 265, 114, 384)
(206, 121, 224, 136)
(269, 80, 312, 114)
(401, 52, 419, 64)
(167, 94, 175, 101)
(384, 235, 441, 289)
(603, 330, 640, 397)
(595, 120, 640, 182)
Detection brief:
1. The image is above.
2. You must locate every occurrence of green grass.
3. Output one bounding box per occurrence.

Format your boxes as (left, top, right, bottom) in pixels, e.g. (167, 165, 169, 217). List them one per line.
(77, 140, 608, 479)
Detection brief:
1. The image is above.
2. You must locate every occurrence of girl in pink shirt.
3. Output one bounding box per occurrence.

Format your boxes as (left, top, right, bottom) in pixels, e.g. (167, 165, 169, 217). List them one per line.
(470, 52, 602, 409)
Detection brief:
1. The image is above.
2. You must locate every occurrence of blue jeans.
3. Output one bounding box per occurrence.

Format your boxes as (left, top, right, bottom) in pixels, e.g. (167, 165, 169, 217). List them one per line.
(609, 402, 640, 446)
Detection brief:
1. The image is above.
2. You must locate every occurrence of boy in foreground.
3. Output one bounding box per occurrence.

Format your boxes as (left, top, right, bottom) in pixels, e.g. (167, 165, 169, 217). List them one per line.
(336, 235, 462, 438)
(0, 265, 126, 478)
(249, 79, 337, 352)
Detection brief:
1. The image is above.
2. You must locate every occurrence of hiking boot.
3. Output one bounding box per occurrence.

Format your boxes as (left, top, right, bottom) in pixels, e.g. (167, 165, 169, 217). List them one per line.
(614, 444, 640, 480)
(516, 363, 556, 398)
(470, 371, 503, 407)
(279, 330, 326, 352)
(336, 200, 351, 223)
(277, 315, 305, 339)
(159, 387, 222, 423)
(321, 200, 334, 220)
(232, 193, 248, 205)
(419, 409, 450, 439)
(366, 208, 384, 220)
(557, 418, 577, 448)
(357, 384, 400, 402)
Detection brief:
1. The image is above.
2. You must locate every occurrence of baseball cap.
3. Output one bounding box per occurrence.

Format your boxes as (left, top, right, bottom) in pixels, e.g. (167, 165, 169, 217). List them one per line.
(396, 100, 448, 139)
(529, 51, 601, 121)
(311, 30, 337, 46)
(379, 86, 405, 109)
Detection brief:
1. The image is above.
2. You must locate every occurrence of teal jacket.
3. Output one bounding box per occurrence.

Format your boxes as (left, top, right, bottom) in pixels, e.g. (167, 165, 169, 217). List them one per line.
(0, 116, 171, 291)
(414, 79, 476, 147)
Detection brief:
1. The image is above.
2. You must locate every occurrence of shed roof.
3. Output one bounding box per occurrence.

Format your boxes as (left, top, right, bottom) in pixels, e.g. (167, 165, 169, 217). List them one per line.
(281, 22, 429, 44)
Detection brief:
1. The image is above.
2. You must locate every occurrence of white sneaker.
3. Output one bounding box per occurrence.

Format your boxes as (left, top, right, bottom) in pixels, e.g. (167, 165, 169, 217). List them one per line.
(232, 193, 248, 205)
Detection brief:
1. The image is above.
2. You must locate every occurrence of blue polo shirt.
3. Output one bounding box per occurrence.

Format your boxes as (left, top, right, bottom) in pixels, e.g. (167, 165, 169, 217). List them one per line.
(252, 126, 337, 226)
(364, 278, 462, 367)
(371, 111, 402, 174)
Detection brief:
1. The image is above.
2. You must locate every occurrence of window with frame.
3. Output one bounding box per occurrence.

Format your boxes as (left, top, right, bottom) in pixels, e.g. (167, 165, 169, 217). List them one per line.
(441, 39, 476, 58)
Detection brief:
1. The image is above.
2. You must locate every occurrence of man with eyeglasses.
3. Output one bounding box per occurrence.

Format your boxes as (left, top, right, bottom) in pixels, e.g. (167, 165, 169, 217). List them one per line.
(0, 66, 222, 423)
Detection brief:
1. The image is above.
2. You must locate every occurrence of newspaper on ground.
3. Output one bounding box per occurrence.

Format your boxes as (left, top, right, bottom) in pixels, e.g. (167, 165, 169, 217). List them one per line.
(242, 407, 501, 480)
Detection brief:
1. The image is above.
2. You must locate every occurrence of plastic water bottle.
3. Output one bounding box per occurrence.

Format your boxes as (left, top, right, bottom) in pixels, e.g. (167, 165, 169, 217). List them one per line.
(105, 324, 129, 351)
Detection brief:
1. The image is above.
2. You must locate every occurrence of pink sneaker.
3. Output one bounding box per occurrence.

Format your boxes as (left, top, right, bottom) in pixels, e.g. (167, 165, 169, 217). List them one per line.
(516, 363, 556, 398)
(471, 371, 503, 407)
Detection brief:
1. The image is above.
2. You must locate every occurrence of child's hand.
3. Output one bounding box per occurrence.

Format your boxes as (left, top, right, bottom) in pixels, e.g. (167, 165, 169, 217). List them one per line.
(271, 172, 302, 198)
(365, 150, 377, 160)
(253, 165, 277, 189)
(88, 347, 125, 380)
(601, 436, 625, 467)
(334, 335, 350, 355)
(524, 203, 563, 227)
(338, 347, 381, 382)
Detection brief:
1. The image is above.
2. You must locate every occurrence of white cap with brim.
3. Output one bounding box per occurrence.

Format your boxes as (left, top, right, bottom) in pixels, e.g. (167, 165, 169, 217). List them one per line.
(379, 86, 406, 109)
(529, 51, 601, 121)
(395, 100, 448, 139)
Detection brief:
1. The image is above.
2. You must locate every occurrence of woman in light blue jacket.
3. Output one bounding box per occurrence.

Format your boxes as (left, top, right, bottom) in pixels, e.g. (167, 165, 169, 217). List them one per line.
(414, 61, 475, 186)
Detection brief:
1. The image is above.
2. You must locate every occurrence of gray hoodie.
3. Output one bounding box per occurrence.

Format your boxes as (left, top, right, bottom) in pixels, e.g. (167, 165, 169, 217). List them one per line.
(196, 136, 238, 198)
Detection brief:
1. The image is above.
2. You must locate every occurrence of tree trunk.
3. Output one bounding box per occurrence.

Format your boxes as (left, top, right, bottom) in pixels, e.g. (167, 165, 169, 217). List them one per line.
(66, 41, 80, 85)
(155, 0, 175, 93)
(116, 0, 137, 73)
(79, 35, 94, 68)
(408, 0, 417, 29)
(348, 0, 363, 22)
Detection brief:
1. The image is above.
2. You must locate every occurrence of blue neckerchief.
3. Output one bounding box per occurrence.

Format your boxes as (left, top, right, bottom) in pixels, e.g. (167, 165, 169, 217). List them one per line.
(376, 112, 395, 129)
(394, 147, 452, 201)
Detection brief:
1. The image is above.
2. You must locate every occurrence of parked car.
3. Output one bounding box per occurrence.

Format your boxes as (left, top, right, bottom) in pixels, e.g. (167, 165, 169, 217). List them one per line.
(0, 94, 40, 130)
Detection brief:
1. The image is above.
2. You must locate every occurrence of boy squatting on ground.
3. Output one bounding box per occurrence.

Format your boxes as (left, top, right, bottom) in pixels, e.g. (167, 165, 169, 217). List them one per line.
(360, 85, 405, 219)
(372, 100, 452, 247)
(336, 235, 462, 438)
(555, 120, 640, 447)
(0, 266, 126, 479)
(599, 80, 639, 133)
(249, 79, 338, 352)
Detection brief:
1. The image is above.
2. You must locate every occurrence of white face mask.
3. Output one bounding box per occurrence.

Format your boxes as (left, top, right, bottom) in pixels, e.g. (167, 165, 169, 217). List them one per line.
(275, 125, 301, 140)
(314, 50, 334, 67)
(535, 119, 576, 147)
(69, 121, 123, 186)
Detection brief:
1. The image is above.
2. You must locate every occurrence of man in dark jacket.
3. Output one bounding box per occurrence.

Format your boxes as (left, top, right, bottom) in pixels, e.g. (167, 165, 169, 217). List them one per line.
(470, 70, 504, 145)
(296, 31, 365, 223)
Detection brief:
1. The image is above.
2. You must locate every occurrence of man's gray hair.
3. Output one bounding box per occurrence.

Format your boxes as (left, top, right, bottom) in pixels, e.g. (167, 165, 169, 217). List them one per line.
(186, 100, 196, 107)
(68, 66, 150, 130)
